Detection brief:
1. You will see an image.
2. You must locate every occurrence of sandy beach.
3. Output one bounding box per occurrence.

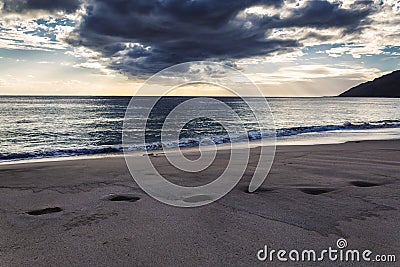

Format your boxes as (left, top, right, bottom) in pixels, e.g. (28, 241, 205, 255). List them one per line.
(0, 140, 399, 266)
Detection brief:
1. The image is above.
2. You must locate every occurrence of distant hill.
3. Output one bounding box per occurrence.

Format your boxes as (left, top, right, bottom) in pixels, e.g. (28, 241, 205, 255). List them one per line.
(339, 70, 400, 97)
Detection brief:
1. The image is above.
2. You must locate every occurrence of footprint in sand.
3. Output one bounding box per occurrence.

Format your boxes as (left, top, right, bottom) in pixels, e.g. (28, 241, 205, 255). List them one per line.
(350, 181, 380, 187)
(143, 152, 165, 157)
(26, 207, 63, 216)
(243, 187, 276, 194)
(183, 195, 213, 203)
(104, 194, 141, 202)
(299, 188, 334, 195)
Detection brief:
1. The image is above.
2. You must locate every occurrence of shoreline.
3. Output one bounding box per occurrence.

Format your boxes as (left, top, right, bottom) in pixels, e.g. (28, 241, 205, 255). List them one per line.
(1, 132, 399, 166)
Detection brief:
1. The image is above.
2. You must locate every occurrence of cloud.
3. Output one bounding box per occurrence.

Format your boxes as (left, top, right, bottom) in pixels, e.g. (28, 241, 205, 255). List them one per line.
(251, 63, 383, 96)
(249, 64, 381, 84)
(64, 0, 373, 76)
(1, 0, 396, 83)
(0, 17, 76, 51)
(0, 0, 82, 14)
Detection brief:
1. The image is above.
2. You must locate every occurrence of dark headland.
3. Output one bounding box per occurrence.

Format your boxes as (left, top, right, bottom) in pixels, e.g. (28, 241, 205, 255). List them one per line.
(339, 70, 400, 97)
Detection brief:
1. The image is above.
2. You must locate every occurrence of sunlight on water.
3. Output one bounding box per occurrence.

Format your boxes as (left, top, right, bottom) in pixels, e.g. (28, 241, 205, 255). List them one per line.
(0, 96, 399, 161)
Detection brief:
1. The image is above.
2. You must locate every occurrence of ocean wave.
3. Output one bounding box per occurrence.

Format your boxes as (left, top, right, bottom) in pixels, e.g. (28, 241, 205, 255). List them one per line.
(276, 120, 400, 137)
(0, 146, 124, 161)
(1, 120, 399, 161)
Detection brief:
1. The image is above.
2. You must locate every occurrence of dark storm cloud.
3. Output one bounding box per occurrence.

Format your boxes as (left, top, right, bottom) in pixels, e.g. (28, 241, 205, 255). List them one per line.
(275, 1, 371, 28)
(1, 0, 82, 14)
(65, 0, 374, 76)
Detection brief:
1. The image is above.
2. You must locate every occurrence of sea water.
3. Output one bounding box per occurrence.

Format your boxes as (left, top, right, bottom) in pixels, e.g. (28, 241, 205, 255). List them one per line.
(0, 96, 399, 162)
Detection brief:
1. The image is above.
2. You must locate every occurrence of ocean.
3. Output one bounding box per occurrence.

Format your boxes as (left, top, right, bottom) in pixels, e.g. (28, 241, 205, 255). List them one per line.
(0, 96, 399, 162)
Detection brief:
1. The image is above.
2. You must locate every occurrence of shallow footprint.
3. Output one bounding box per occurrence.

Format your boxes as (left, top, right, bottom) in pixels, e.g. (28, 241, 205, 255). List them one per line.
(243, 187, 275, 194)
(299, 188, 334, 195)
(26, 207, 63, 216)
(143, 152, 165, 157)
(105, 194, 140, 202)
(183, 195, 213, 203)
(350, 181, 380, 187)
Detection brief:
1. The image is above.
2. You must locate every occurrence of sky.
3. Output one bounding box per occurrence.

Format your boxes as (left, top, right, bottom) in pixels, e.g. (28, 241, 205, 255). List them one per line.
(0, 0, 399, 96)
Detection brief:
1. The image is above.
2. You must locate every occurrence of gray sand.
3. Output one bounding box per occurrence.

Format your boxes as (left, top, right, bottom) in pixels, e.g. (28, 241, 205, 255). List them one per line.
(0, 140, 399, 266)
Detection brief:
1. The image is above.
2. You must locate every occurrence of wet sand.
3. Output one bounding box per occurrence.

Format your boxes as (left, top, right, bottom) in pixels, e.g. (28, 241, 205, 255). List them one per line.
(0, 140, 399, 266)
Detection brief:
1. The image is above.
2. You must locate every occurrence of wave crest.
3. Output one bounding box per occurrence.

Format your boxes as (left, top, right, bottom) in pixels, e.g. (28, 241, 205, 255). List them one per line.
(1, 120, 399, 161)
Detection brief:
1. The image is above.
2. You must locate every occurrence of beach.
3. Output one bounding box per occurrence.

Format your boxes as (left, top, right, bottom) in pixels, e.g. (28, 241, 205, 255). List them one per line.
(0, 140, 399, 266)
(2, 0, 399, 265)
